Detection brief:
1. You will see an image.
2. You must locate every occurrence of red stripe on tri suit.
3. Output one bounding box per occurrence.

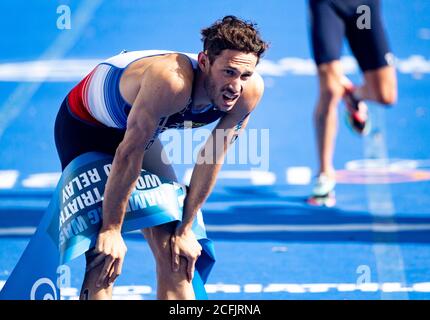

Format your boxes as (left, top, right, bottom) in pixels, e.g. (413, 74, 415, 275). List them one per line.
(68, 69, 101, 126)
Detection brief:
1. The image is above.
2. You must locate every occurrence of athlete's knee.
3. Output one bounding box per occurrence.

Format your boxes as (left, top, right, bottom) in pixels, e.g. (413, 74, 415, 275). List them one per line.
(316, 84, 343, 116)
(374, 83, 397, 105)
(318, 70, 344, 102)
(144, 227, 181, 272)
(143, 223, 191, 286)
(151, 239, 190, 284)
(156, 255, 189, 283)
(155, 254, 194, 300)
(319, 84, 344, 102)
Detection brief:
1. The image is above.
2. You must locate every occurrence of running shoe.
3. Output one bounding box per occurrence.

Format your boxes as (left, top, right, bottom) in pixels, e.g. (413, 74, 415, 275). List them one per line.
(341, 77, 371, 136)
(307, 173, 336, 207)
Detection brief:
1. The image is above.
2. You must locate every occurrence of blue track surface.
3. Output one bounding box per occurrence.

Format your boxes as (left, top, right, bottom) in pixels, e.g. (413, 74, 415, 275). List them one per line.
(1, 0, 430, 299)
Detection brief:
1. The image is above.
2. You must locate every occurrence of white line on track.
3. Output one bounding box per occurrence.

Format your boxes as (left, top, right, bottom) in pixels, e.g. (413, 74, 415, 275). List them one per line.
(0, 170, 19, 189)
(205, 223, 430, 233)
(364, 105, 408, 299)
(183, 168, 276, 186)
(1, 55, 429, 82)
(2, 222, 430, 236)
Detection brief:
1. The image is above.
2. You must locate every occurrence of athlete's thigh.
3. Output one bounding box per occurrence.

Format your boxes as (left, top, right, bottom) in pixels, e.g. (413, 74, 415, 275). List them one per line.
(345, 0, 392, 72)
(309, 0, 345, 66)
(363, 65, 396, 86)
(363, 65, 397, 102)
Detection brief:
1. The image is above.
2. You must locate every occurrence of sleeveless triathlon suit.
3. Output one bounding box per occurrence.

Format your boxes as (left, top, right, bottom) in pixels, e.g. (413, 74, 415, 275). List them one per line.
(54, 50, 226, 170)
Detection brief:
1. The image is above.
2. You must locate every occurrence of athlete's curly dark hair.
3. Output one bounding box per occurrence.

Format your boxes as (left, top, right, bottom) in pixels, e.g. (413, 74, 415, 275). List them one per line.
(201, 15, 268, 64)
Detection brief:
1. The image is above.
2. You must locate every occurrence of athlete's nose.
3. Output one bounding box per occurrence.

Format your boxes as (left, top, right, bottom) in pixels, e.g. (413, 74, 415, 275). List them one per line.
(228, 78, 243, 95)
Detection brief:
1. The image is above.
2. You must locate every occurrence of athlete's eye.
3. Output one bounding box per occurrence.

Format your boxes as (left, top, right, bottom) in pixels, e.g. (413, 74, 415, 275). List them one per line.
(224, 69, 235, 76)
(241, 74, 252, 81)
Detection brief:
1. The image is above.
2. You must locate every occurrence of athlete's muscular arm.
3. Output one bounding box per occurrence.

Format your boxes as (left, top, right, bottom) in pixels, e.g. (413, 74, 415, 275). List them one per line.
(87, 57, 193, 287)
(171, 73, 264, 281)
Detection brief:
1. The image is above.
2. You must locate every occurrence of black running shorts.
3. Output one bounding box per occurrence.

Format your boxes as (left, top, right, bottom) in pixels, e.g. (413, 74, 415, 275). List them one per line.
(309, 0, 393, 71)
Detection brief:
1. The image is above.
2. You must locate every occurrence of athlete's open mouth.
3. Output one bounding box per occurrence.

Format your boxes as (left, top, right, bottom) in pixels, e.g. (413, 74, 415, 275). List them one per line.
(222, 92, 239, 103)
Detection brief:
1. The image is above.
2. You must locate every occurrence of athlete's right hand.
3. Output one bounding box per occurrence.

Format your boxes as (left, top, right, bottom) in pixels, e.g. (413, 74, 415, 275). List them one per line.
(170, 226, 202, 282)
(86, 228, 127, 288)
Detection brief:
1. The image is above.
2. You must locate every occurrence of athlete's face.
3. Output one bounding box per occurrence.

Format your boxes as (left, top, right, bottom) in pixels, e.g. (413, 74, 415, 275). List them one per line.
(200, 50, 258, 112)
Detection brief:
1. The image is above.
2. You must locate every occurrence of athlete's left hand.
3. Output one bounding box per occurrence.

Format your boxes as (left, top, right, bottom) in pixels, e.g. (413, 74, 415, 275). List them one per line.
(170, 226, 202, 282)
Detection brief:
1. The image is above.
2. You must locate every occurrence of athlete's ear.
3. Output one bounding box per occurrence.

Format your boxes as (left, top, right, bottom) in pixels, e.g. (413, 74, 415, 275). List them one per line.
(198, 51, 210, 72)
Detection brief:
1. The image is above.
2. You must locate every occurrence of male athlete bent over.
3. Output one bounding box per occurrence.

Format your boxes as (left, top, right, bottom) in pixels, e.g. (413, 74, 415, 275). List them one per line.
(54, 15, 268, 299)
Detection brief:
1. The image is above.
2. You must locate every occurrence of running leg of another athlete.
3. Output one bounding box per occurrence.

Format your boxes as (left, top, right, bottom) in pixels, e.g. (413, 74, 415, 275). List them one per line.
(341, 65, 397, 136)
(307, 0, 397, 207)
(308, 61, 343, 207)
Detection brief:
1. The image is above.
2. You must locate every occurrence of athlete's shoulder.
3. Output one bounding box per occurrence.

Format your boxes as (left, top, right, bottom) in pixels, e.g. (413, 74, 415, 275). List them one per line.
(145, 53, 193, 95)
(237, 71, 264, 111)
(249, 72, 265, 97)
(139, 53, 194, 107)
